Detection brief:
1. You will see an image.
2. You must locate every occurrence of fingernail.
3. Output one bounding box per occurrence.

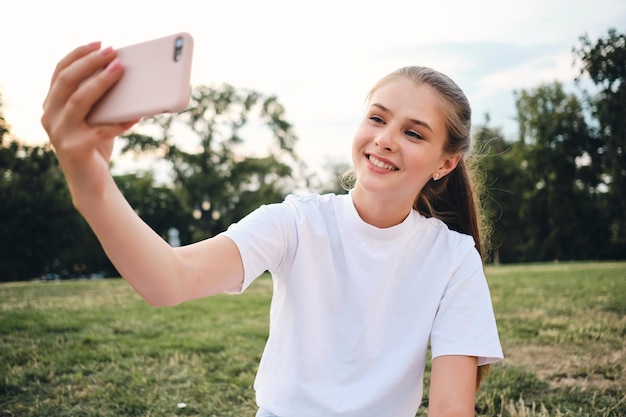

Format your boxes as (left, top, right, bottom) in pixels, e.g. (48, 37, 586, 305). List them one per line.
(86, 41, 101, 50)
(106, 58, 122, 73)
(99, 46, 114, 56)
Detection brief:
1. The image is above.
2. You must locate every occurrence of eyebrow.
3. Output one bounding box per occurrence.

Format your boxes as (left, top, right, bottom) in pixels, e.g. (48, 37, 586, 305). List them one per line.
(370, 103, 433, 132)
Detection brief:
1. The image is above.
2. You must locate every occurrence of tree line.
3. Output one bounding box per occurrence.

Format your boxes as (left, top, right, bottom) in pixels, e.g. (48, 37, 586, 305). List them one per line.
(475, 28, 625, 263)
(0, 28, 624, 281)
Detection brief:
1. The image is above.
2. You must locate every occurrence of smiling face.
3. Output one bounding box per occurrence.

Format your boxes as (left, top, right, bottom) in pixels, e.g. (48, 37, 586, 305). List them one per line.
(351, 78, 461, 217)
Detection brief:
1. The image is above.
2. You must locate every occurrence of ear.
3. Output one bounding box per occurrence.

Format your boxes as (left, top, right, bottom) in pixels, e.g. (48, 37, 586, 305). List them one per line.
(435, 153, 462, 179)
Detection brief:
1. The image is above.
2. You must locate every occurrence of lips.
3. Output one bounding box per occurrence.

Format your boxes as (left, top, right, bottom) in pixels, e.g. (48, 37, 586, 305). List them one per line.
(367, 154, 399, 171)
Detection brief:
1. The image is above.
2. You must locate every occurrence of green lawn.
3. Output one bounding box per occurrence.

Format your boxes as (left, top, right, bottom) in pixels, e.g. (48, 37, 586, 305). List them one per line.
(1, 262, 625, 416)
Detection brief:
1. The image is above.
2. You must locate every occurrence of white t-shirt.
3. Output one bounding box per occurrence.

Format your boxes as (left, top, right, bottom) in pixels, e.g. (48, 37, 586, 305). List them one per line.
(221, 192, 503, 417)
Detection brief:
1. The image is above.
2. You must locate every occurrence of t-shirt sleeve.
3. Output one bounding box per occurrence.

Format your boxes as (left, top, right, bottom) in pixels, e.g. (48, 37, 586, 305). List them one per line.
(430, 243, 503, 366)
(219, 200, 296, 294)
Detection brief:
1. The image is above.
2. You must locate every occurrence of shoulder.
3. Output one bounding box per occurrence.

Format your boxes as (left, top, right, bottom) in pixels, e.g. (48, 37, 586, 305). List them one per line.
(236, 192, 344, 227)
(283, 192, 344, 207)
(415, 216, 480, 272)
(420, 216, 476, 251)
(282, 192, 347, 218)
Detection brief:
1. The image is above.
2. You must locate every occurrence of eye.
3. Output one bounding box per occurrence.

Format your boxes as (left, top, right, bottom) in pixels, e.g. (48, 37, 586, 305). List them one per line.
(369, 115, 385, 124)
(405, 130, 424, 140)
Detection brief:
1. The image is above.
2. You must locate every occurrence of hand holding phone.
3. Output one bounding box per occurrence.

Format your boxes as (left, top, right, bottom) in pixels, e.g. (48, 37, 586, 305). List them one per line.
(87, 32, 194, 124)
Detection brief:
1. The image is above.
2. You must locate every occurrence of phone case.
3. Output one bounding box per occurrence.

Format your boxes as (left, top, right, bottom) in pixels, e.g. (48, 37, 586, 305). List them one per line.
(87, 32, 194, 124)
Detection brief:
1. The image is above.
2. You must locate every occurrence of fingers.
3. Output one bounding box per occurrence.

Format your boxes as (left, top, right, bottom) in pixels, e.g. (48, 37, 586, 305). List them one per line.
(120, 119, 141, 130)
(47, 42, 101, 92)
(39, 44, 140, 198)
(42, 45, 122, 128)
(43, 42, 101, 111)
(91, 120, 140, 142)
(42, 54, 127, 142)
(65, 56, 125, 125)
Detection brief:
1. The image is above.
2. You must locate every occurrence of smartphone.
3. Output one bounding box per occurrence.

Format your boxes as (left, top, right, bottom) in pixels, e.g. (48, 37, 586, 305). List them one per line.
(87, 32, 194, 124)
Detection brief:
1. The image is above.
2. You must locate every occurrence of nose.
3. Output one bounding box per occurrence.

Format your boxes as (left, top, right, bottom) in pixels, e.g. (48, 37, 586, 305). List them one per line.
(375, 127, 395, 152)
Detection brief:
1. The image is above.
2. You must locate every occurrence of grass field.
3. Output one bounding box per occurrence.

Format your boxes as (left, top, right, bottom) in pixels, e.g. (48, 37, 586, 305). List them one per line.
(1, 262, 625, 416)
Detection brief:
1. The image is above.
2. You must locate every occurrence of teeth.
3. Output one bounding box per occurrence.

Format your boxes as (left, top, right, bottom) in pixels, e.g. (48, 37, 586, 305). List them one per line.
(369, 155, 397, 171)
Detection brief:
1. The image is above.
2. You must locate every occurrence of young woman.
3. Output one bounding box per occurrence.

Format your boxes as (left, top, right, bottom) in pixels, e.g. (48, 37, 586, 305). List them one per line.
(42, 42, 503, 417)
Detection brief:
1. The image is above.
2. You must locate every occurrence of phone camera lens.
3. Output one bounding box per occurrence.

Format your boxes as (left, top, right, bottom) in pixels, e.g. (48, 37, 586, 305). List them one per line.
(174, 36, 184, 62)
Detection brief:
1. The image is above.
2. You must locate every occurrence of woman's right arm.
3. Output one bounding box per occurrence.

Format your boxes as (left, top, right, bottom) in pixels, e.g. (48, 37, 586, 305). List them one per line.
(41, 43, 244, 306)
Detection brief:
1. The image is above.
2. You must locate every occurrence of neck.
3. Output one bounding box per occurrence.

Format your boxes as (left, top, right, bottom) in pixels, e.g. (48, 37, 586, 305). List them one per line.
(351, 184, 414, 228)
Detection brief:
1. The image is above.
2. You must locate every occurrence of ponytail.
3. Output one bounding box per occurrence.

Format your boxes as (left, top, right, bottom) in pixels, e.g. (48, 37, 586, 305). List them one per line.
(414, 158, 484, 259)
(415, 156, 492, 387)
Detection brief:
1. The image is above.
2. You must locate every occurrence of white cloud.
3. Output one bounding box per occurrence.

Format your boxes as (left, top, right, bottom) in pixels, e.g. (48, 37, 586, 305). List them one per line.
(474, 52, 579, 100)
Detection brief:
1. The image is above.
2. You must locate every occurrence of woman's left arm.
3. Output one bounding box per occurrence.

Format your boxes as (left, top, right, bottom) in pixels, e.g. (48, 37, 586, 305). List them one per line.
(428, 355, 478, 417)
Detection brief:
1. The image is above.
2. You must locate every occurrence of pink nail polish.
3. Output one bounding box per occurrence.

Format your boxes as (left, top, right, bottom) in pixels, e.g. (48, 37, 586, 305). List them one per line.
(86, 41, 101, 50)
(106, 58, 122, 73)
(99, 46, 114, 56)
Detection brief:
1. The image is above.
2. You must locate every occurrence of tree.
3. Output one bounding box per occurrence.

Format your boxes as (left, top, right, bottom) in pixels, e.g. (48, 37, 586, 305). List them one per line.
(573, 28, 626, 256)
(0, 92, 8, 145)
(121, 84, 305, 241)
(513, 82, 606, 261)
(114, 172, 192, 244)
(473, 116, 525, 263)
(0, 91, 118, 281)
(0, 139, 116, 281)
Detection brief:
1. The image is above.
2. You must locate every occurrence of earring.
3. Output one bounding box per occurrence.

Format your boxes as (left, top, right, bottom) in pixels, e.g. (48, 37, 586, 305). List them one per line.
(433, 173, 440, 181)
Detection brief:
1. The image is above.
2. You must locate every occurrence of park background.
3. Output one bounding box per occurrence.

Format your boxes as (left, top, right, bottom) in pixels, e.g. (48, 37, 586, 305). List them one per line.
(1, 25, 625, 279)
(1, 1, 625, 416)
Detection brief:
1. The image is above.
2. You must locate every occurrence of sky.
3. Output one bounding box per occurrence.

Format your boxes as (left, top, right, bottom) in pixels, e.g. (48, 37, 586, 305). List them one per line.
(2, 0, 625, 183)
